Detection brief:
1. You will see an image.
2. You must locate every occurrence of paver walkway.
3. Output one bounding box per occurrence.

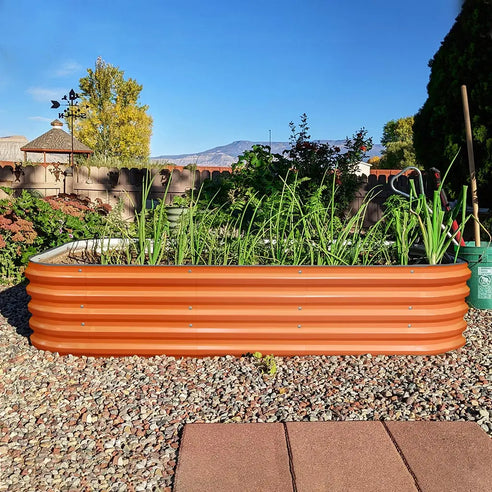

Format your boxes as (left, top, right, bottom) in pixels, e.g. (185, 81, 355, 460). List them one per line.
(174, 421, 491, 491)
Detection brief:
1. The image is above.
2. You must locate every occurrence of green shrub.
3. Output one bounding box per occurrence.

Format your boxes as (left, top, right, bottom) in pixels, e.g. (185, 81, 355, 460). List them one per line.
(0, 189, 117, 284)
(199, 114, 372, 227)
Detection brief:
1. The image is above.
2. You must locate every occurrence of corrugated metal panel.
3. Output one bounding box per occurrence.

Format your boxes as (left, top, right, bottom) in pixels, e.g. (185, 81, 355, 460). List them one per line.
(25, 257, 471, 357)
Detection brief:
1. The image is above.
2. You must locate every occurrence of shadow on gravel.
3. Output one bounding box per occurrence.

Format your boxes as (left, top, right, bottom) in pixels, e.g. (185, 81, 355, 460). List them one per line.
(0, 282, 33, 339)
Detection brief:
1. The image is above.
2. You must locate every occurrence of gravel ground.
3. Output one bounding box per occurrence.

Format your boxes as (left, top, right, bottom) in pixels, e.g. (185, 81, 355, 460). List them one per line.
(1, 283, 491, 491)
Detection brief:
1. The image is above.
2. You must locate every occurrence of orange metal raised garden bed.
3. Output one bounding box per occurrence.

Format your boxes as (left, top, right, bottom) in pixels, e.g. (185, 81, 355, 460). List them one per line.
(25, 241, 471, 357)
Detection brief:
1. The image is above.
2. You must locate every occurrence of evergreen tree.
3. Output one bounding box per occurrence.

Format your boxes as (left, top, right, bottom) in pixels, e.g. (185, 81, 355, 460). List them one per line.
(413, 0, 492, 206)
(74, 57, 153, 161)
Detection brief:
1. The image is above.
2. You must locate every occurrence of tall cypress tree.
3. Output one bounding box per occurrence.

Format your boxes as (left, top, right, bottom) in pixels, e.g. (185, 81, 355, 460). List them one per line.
(413, 0, 492, 207)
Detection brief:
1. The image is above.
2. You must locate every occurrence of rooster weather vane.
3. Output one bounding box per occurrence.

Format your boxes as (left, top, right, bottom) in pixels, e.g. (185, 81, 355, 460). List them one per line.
(51, 89, 88, 120)
(50, 89, 89, 167)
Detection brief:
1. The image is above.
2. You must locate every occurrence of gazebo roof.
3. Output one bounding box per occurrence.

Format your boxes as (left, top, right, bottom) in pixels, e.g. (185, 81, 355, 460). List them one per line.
(20, 120, 93, 154)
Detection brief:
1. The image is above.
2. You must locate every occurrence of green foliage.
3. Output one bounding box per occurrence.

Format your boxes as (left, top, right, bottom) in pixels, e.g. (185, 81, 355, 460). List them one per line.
(286, 113, 372, 210)
(135, 171, 174, 265)
(80, 154, 153, 169)
(74, 57, 153, 161)
(380, 117, 417, 169)
(200, 114, 372, 224)
(384, 194, 419, 265)
(99, 170, 392, 267)
(252, 352, 277, 376)
(0, 190, 116, 284)
(412, 182, 469, 265)
(171, 194, 190, 207)
(99, 171, 176, 266)
(413, 0, 492, 207)
(198, 144, 291, 229)
(384, 157, 471, 265)
(232, 144, 292, 196)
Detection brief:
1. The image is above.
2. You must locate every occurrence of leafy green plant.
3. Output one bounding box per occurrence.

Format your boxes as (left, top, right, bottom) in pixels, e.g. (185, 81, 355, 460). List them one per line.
(286, 113, 372, 210)
(252, 352, 277, 376)
(170, 194, 189, 207)
(411, 180, 469, 265)
(403, 155, 470, 265)
(27, 152, 473, 271)
(135, 171, 169, 265)
(199, 115, 372, 226)
(0, 188, 116, 284)
(94, 167, 395, 268)
(384, 194, 420, 265)
(100, 170, 175, 265)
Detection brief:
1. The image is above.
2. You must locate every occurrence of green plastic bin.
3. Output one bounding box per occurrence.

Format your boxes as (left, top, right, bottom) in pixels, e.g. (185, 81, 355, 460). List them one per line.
(456, 242, 492, 309)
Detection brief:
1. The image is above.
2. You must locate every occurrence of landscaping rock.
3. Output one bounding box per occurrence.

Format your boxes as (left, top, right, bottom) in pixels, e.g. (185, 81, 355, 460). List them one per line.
(0, 284, 490, 490)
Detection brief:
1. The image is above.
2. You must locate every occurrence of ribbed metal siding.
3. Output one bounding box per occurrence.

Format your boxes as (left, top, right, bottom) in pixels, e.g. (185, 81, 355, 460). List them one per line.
(25, 261, 471, 357)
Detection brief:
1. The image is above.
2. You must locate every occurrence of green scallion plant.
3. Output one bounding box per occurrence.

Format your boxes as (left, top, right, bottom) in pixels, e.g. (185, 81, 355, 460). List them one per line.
(384, 194, 420, 266)
(411, 181, 468, 265)
(410, 154, 469, 265)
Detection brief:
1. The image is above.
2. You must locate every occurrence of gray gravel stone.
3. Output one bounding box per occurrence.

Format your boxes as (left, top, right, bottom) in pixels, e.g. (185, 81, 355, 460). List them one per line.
(0, 283, 490, 491)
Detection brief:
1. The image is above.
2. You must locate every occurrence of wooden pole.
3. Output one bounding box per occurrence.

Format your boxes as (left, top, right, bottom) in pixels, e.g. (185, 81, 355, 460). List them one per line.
(461, 84, 481, 247)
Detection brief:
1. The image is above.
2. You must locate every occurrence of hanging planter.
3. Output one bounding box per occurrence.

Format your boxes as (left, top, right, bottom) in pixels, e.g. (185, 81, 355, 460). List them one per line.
(25, 240, 471, 357)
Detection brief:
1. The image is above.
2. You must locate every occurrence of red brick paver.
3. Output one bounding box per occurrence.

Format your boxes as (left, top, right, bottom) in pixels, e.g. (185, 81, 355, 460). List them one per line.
(286, 421, 416, 491)
(174, 422, 492, 492)
(385, 421, 492, 492)
(174, 423, 292, 492)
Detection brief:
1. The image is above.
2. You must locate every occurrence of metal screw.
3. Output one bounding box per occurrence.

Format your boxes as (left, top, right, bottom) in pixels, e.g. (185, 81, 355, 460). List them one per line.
(297, 324, 302, 328)
(410, 270, 414, 274)
(189, 323, 193, 327)
(408, 324, 412, 328)
(408, 306, 413, 310)
(298, 270, 302, 274)
(298, 306, 302, 310)
(188, 269, 192, 273)
(81, 322, 85, 326)
(78, 269, 82, 272)
(188, 306, 192, 310)
(80, 305, 84, 308)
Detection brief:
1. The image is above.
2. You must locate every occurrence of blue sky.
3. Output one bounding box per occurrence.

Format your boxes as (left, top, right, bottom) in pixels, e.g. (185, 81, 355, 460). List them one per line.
(0, 0, 461, 156)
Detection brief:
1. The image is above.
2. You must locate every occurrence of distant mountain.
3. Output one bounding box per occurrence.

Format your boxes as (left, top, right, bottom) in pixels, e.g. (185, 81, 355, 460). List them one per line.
(151, 140, 384, 167)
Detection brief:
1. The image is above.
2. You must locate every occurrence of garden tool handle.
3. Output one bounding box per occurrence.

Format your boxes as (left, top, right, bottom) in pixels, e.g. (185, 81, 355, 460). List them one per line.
(389, 166, 425, 199)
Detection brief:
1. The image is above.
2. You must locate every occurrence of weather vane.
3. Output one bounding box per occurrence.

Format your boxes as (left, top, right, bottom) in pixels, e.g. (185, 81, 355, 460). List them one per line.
(50, 89, 88, 119)
(50, 89, 89, 167)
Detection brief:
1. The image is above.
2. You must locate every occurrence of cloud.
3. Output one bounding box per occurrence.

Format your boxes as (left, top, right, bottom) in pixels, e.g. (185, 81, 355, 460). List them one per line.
(26, 87, 65, 102)
(28, 116, 52, 122)
(54, 60, 83, 77)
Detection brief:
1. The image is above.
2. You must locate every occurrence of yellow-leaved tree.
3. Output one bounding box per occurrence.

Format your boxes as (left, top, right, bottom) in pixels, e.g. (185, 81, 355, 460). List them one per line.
(73, 57, 153, 163)
(379, 116, 417, 169)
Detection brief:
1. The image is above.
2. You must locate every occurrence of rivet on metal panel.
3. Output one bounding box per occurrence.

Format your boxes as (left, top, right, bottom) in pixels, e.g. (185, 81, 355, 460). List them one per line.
(408, 306, 413, 310)
(298, 306, 302, 310)
(188, 306, 192, 310)
(80, 305, 84, 308)
(189, 323, 193, 327)
(408, 324, 412, 328)
(297, 324, 302, 328)
(81, 322, 85, 326)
